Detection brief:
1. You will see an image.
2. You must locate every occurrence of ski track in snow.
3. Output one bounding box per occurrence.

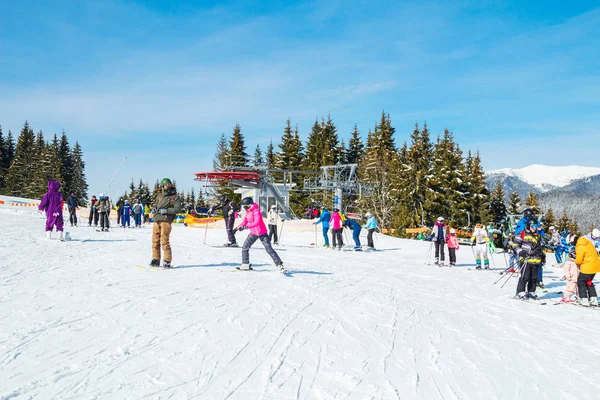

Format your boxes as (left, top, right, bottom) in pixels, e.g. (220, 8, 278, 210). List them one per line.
(1, 210, 600, 399)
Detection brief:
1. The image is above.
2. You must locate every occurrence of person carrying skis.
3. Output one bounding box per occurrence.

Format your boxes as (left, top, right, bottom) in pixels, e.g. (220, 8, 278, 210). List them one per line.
(96, 193, 111, 231)
(513, 220, 545, 300)
(88, 195, 99, 227)
(471, 223, 490, 269)
(66, 193, 78, 227)
(559, 249, 579, 303)
(431, 217, 447, 266)
(363, 212, 378, 249)
(313, 206, 331, 248)
(574, 234, 600, 306)
(149, 178, 182, 268)
(446, 228, 460, 267)
(267, 205, 280, 245)
(133, 199, 143, 228)
(38, 180, 65, 240)
(120, 199, 132, 228)
(330, 208, 344, 250)
(208, 195, 239, 247)
(235, 197, 285, 271)
(343, 218, 362, 251)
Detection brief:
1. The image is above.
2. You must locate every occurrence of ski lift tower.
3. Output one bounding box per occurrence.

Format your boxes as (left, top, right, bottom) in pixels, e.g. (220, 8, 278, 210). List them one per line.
(303, 163, 367, 212)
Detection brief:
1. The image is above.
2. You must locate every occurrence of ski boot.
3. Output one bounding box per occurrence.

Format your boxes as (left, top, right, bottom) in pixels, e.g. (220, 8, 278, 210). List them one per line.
(575, 298, 589, 307)
(338, 246, 343, 251)
(238, 263, 253, 271)
(277, 264, 287, 273)
(516, 292, 528, 301)
(354, 246, 362, 252)
(161, 261, 172, 268)
(45, 231, 52, 239)
(537, 282, 545, 289)
(590, 297, 598, 307)
(149, 259, 160, 267)
(526, 292, 538, 301)
(323, 244, 329, 248)
(475, 266, 482, 270)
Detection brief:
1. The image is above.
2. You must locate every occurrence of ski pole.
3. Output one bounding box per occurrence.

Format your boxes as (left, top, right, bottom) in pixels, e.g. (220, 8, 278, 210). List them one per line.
(500, 257, 528, 289)
(425, 241, 433, 265)
(104, 157, 127, 194)
(279, 220, 285, 244)
(314, 223, 318, 246)
(203, 219, 209, 244)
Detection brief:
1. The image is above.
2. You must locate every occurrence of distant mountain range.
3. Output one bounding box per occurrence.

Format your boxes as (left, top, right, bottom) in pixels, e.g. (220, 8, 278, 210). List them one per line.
(485, 164, 600, 229)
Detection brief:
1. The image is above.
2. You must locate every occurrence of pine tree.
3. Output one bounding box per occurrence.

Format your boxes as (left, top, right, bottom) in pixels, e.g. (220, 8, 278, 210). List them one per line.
(320, 114, 339, 166)
(70, 141, 88, 203)
(508, 191, 520, 215)
(4, 130, 16, 170)
(464, 151, 490, 225)
(253, 145, 263, 166)
(189, 187, 196, 207)
(3, 122, 36, 197)
(303, 118, 322, 171)
(489, 181, 507, 223)
(151, 180, 161, 206)
(196, 190, 206, 208)
(567, 219, 580, 235)
(266, 140, 276, 169)
(557, 211, 570, 233)
(58, 131, 73, 196)
(213, 133, 229, 172)
(128, 180, 137, 201)
(228, 124, 248, 167)
(346, 124, 364, 164)
(277, 119, 304, 170)
(336, 139, 347, 164)
(28, 131, 47, 198)
(136, 180, 151, 205)
(0, 125, 5, 191)
(524, 191, 541, 215)
(543, 207, 556, 228)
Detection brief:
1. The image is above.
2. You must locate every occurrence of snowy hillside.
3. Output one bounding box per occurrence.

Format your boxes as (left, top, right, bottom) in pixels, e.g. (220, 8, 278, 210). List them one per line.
(487, 164, 600, 192)
(2, 210, 600, 399)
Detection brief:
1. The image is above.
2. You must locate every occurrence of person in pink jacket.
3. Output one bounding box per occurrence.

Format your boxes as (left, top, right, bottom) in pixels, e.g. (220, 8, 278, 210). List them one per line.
(560, 251, 579, 303)
(235, 197, 285, 271)
(446, 228, 460, 267)
(329, 208, 344, 250)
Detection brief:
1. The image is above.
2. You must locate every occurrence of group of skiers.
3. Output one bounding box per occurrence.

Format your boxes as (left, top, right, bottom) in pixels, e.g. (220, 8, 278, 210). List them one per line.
(312, 206, 378, 251)
(429, 208, 600, 307)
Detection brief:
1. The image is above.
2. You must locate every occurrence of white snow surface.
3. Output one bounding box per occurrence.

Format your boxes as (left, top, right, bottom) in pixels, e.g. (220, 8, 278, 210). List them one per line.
(2, 210, 600, 399)
(487, 164, 600, 190)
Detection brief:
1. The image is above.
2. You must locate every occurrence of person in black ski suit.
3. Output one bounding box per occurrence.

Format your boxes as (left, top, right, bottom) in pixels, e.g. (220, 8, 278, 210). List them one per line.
(67, 193, 79, 227)
(513, 220, 545, 300)
(88, 195, 99, 227)
(208, 195, 239, 247)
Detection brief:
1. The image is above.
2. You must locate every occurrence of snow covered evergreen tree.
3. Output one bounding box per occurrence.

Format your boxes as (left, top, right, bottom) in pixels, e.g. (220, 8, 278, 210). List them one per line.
(213, 133, 229, 172)
(3, 122, 37, 197)
(346, 124, 364, 164)
(464, 151, 489, 225)
(70, 141, 88, 203)
(303, 118, 323, 171)
(228, 124, 248, 167)
(265, 140, 276, 169)
(489, 181, 507, 223)
(508, 191, 521, 215)
(525, 191, 541, 215)
(58, 131, 74, 196)
(253, 145, 263, 166)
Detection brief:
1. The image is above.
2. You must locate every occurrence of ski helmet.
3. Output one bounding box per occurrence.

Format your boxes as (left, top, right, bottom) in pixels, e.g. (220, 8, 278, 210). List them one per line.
(220, 195, 228, 204)
(449, 228, 456, 234)
(271, 205, 277, 209)
(549, 226, 555, 231)
(160, 178, 172, 186)
(437, 217, 444, 222)
(592, 228, 600, 239)
(365, 212, 372, 218)
(241, 197, 254, 206)
(125, 199, 129, 204)
(333, 208, 339, 212)
(523, 208, 534, 218)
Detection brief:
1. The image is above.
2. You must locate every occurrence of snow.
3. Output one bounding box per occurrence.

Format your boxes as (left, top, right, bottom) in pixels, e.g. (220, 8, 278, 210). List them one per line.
(487, 164, 600, 191)
(2, 209, 600, 399)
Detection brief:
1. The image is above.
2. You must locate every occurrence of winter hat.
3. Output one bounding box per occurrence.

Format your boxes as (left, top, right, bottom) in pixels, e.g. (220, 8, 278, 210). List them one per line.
(365, 212, 372, 218)
(271, 205, 277, 209)
(449, 228, 456, 234)
(549, 226, 555, 231)
(592, 229, 600, 239)
(437, 217, 444, 222)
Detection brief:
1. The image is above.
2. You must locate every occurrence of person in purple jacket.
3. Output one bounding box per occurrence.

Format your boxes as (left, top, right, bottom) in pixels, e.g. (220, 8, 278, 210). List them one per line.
(38, 180, 65, 240)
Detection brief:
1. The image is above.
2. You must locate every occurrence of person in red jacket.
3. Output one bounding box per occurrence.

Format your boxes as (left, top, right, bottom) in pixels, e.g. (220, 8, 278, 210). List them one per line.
(235, 197, 285, 272)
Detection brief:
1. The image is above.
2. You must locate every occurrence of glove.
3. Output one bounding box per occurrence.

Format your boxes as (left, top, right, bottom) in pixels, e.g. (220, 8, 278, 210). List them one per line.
(471, 241, 475, 247)
(159, 209, 168, 215)
(237, 225, 246, 231)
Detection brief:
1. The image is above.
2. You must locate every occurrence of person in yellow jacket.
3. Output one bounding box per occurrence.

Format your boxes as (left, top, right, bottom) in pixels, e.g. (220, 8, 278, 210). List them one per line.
(471, 223, 490, 269)
(574, 235, 600, 306)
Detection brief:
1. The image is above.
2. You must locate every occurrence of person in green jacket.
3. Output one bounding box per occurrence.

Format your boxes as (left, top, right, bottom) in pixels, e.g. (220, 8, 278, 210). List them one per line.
(150, 178, 182, 268)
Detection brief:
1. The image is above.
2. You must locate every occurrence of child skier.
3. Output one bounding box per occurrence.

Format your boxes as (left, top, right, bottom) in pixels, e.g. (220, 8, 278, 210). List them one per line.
(267, 205, 280, 245)
(313, 206, 331, 247)
(431, 217, 447, 266)
(363, 212, 377, 249)
(330, 208, 344, 250)
(121, 199, 132, 228)
(235, 197, 285, 272)
(559, 250, 579, 303)
(96, 194, 111, 231)
(471, 223, 490, 269)
(67, 193, 78, 227)
(446, 228, 460, 267)
(38, 180, 65, 240)
(343, 218, 362, 251)
(150, 178, 182, 268)
(574, 234, 600, 306)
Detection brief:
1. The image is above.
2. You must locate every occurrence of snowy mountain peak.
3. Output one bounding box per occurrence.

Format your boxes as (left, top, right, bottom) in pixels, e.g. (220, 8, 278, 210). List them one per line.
(487, 164, 600, 191)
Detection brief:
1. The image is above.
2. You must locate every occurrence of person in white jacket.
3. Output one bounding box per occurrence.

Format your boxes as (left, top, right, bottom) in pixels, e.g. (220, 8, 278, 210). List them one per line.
(471, 223, 490, 269)
(267, 205, 280, 245)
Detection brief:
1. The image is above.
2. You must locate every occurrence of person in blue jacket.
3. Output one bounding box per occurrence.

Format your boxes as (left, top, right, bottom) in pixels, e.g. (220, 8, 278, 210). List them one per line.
(362, 212, 378, 249)
(343, 218, 362, 251)
(313, 206, 331, 247)
(120, 199, 133, 228)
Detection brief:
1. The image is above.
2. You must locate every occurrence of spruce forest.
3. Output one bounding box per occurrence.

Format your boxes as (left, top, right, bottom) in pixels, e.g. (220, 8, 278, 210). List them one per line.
(0, 122, 88, 202)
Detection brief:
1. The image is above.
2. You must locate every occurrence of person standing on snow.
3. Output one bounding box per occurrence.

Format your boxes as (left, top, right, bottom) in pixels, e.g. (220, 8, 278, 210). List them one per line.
(559, 250, 579, 303)
(235, 197, 285, 271)
(313, 206, 331, 248)
(133, 199, 143, 228)
(96, 194, 111, 231)
(88, 195, 99, 227)
(115, 197, 124, 226)
(343, 218, 362, 251)
(363, 212, 377, 249)
(120, 199, 132, 228)
(267, 205, 280, 245)
(330, 208, 344, 251)
(38, 180, 65, 240)
(66, 193, 78, 227)
(208, 195, 239, 247)
(585, 229, 600, 252)
(513, 220, 545, 300)
(574, 234, 600, 306)
(431, 217, 447, 266)
(149, 178, 182, 268)
(446, 228, 460, 267)
(143, 203, 150, 223)
(471, 223, 490, 270)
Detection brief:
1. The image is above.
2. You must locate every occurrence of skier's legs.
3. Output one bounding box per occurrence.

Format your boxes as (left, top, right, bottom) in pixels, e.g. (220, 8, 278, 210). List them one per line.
(272, 225, 278, 244)
(367, 229, 374, 248)
(448, 248, 456, 264)
(259, 234, 283, 265)
(588, 274, 598, 298)
(226, 217, 237, 244)
(436, 241, 445, 262)
(335, 229, 343, 247)
(332, 229, 338, 247)
(242, 234, 259, 264)
(159, 222, 173, 262)
(578, 273, 596, 299)
(527, 265, 539, 292)
(435, 240, 440, 260)
(126, 215, 130, 227)
(55, 215, 64, 232)
(353, 230, 361, 247)
(481, 244, 489, 267)
(322, 227, 330, 246)
(89, 210, 94, 226)
(94, 211, 99, 226)
(152, 222, 162, 260)
(516, 262, 530, 293)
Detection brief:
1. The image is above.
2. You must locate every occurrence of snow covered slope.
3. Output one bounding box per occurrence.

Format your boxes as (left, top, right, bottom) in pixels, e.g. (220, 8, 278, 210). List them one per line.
(1, 210, 599, 399)
(487, 164, 600, 192)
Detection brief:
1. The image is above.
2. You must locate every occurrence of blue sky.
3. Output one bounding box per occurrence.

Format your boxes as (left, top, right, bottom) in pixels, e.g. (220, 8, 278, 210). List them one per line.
(1, 0, 599, 197)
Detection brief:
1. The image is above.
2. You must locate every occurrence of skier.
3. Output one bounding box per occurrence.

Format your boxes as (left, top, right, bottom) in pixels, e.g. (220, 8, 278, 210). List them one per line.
(363, 212, 378, 249)
(120, 199, 132, 228)
(96, 194, 111, 231)
(235, 197, 285, 271)
(471, 223, 490, 269)
(208, 195, 239, 247)
(431, 217, 447, 266)
(330, 208, 344, 250)
(574, 234, 600, 306)
(446, 228, 460, 267)
(149, 178, 182, 268)
(267, 205, 280, 245)
(115, 197, 124, 226)
(38, 180, 65, 240)
(506, 233, 519, 273)
(547, 226, 560, 250)
(513, 220, 545, 300)
(133, 199, 143, 228)
(585, 228, 600, 252)
(67, 193, 78, 227)
(514, 208, 536, 236)
(143, 204, 150, 223)
(313, 206, 331, 248)
(88, 195, 99, 227)
(559, 250, 579, 303)
(343, 218, 362, 251)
